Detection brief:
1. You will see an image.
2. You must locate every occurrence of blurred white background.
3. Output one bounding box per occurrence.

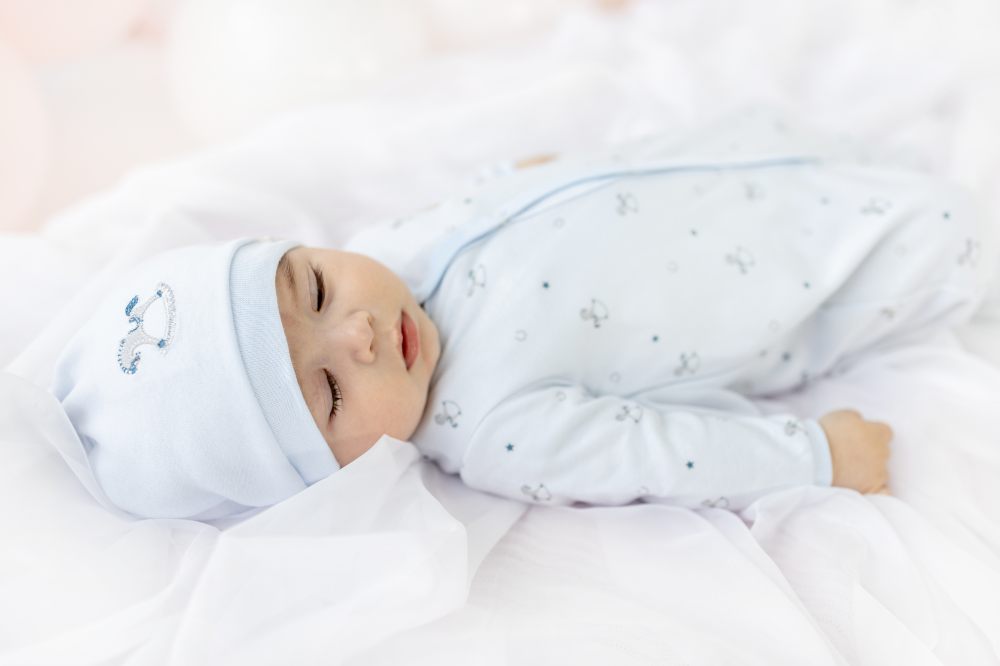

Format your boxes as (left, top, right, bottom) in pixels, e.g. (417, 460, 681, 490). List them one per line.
(1, 0, 998, 234)
(0, 0, 632, 232)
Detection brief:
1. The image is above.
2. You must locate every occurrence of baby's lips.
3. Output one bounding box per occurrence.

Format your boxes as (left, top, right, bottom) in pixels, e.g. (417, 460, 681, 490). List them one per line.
(401, 309, 419, 370)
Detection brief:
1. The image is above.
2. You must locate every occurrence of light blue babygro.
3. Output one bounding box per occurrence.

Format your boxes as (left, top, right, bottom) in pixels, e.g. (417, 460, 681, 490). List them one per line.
(345, 113, 992, 511)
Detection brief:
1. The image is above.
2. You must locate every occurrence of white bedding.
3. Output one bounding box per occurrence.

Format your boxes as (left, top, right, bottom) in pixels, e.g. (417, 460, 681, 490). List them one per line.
(3, 1, 1000, 663)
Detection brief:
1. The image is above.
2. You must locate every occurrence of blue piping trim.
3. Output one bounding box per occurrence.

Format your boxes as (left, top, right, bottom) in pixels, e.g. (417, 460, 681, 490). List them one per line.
(416, 155, 822, 303)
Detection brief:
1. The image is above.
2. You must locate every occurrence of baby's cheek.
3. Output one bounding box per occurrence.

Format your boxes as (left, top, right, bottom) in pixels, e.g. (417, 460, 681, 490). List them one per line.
(331, 430, 383, 466)
(371, 400, 420, 445)
(383, 406, 421, 443)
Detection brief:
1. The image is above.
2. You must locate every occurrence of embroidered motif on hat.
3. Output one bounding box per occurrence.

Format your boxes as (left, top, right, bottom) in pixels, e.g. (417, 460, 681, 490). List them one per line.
(117, 283, 177, 375)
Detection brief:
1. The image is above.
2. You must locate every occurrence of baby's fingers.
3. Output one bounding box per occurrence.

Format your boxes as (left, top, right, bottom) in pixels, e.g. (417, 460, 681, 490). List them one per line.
(871, 420, 894, 441)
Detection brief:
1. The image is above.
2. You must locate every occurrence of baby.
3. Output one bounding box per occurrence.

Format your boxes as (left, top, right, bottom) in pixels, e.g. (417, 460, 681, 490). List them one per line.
(52, 117, 991, 520)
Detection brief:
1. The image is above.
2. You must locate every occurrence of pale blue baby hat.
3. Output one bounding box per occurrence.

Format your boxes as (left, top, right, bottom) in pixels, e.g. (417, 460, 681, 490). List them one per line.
(51, 238, 339, 520)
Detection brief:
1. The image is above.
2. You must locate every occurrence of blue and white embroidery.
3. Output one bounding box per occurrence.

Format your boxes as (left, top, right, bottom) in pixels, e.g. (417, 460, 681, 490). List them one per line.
(579, 298, 610, 328)
(783, 419, 806, 437)
(701, 497, 730, 509)
(615, 403, 643, 423)
(521, 483, 552, 502)
(117, 283, 176, 375)
(724, 245, 756, 274)
(957, 237, 981, 267)
(673, 351, 701, 376)
(434, 399, 463, 428)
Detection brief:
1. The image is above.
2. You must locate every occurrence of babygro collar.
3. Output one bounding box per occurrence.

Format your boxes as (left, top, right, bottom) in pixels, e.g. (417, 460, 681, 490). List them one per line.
(52, 238, 339, 520)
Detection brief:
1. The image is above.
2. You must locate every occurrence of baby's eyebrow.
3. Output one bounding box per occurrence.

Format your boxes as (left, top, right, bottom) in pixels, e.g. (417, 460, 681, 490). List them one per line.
(278, 253, 296, 293)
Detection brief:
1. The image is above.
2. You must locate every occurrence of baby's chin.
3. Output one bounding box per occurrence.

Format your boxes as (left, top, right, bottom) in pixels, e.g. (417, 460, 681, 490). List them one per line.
(336, 418, 423, 465)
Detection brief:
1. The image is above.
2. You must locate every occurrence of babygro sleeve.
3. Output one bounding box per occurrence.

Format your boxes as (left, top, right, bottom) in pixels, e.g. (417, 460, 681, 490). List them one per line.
(458, 382, 833, 511)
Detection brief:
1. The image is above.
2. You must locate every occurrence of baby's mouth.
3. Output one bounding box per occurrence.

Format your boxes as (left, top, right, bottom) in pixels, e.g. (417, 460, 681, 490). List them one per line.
(401, 309, 419, 370)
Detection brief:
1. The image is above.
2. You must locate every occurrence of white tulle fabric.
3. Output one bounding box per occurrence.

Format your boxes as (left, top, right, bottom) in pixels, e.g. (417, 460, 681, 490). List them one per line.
(3, 0, 1000, 663)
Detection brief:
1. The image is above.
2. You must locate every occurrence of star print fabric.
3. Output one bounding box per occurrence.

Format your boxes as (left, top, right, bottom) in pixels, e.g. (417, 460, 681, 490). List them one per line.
(460, 383, 832, 509)
(344, 113, 992, 510)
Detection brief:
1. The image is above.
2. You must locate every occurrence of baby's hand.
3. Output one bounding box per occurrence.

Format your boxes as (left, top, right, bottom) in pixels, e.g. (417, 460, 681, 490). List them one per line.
(514, 153, 558, 170)
(819, 409, 893, 495)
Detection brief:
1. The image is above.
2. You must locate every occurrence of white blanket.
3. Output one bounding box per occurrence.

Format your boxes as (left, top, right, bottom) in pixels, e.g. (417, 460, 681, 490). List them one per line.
(3, 1, 1000, 663)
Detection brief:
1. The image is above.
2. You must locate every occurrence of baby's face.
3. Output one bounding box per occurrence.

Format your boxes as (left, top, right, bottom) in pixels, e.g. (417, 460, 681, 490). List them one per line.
(275, 247, 441, 466)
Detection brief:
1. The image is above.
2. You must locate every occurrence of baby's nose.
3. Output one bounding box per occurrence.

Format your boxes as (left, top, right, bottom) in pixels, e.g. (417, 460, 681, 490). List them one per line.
(343, 311, 375, 361)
